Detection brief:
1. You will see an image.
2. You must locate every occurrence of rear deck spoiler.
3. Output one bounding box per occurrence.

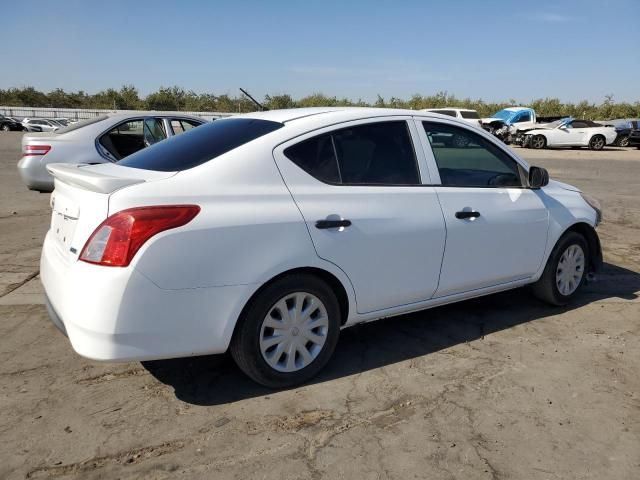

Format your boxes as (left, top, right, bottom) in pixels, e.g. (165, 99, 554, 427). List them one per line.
(46, 163, 145, 194)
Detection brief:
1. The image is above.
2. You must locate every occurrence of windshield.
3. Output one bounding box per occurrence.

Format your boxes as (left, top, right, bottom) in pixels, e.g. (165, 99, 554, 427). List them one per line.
(118, 117, 284, 172)
(491, 109, 517, 121)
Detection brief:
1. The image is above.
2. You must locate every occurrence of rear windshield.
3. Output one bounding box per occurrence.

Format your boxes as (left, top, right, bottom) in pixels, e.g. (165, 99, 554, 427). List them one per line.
(118, 117, 284, 172)
(460, 110, 479, 119)
(56, 115, 109, 134)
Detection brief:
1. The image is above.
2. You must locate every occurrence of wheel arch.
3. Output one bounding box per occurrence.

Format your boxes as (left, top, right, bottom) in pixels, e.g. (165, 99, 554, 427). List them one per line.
(564, 222, 603, 273)
(234, 267, 351, 340)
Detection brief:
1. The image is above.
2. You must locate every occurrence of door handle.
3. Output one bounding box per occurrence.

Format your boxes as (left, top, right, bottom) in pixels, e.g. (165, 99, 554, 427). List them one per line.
(315, 219, 352, 229)
(455, 211, 480, 219)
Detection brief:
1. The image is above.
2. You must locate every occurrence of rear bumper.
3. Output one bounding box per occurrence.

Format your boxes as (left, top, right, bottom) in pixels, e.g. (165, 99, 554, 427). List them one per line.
(45, 294, 68, 337)
(40, 231, 255, 362)
(17, 156, 54, 192)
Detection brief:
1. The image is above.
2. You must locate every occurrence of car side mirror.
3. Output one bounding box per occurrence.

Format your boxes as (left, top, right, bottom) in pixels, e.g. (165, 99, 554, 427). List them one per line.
(529, 166, 549, 188)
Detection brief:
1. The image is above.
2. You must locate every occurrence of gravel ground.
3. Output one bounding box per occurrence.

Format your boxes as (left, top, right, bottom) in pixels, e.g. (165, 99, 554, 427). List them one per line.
(0, 131, 638, 479)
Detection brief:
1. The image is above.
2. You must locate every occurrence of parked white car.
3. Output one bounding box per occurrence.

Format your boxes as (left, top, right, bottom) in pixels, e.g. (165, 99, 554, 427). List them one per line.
(423, 108, 482, 128)
(17, 113, 206, 192)
(523, 118, 617, 150)
(41, 107, 603, 387)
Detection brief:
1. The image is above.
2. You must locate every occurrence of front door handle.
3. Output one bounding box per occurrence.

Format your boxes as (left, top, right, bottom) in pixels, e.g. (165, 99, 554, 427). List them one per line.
(315, 219, 352, 229)
(455, 211, 480, 219)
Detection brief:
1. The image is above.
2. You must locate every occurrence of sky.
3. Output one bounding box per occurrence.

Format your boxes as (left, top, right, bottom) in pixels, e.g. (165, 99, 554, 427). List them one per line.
(2, 0, 639, 103)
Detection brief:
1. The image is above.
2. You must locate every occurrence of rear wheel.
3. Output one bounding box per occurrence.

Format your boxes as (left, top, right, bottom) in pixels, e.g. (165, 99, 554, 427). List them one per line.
(531, 135, 546, 149)
(230, 274, 341, 388)
(588, 135, 605, 150)
(532, 232, 588, 306)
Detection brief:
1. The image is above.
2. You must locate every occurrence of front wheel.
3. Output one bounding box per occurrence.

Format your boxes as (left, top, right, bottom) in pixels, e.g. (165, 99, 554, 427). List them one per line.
(0, 124, 9, 132)
(531, 135, 546, 149)
(230, 274, 341, 388)
(588, 135, 605, 150)
(532, 232, 589, 306)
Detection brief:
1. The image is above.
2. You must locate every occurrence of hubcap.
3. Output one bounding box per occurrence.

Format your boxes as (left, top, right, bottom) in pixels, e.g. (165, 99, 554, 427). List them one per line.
(533, 136, 544, 148)
(259, 292, 329, 373)
(556, 244, 585, 296)
(592, 138, 604, 149)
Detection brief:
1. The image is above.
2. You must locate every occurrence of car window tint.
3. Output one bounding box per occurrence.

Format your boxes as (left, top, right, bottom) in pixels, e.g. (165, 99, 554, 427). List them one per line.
(119, 118, 284, 171)
(284, 121, 420, 186)
(284, 134, 341, 183)
(432, 110, 456, 117)
(334, 122, 419, 185)
(515, 113, 531, 122)
(422, 121, 523, 188)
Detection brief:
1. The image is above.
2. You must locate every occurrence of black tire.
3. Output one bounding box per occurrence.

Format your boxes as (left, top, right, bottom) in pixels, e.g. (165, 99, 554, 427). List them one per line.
(0, 124, 10, 132)
(230, 273, 341, 388)
(531, 134, 546, 149)
(588, 135, 605, 151)
(616, 135, 629, 148)
(531, 232, 589, 306)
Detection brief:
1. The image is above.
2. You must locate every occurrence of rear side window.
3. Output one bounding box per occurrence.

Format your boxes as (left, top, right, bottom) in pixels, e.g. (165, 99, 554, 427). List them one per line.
(118, 118, 284, 171)
(284, 121, 420, 185)
(460, 110, 479, 119)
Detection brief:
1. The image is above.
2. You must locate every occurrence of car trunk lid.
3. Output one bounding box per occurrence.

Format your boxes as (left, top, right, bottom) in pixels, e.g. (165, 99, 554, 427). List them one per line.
(47, 163, 176, 260)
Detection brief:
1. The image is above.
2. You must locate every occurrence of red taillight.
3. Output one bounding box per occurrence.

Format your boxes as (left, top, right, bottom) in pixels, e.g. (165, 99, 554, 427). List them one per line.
(79, 205, 200, 267)
(23, 144, 51, 156)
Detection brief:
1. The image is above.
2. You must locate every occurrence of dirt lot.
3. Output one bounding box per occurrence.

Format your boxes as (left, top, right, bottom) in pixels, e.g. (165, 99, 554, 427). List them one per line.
(0, 131, 638, 479)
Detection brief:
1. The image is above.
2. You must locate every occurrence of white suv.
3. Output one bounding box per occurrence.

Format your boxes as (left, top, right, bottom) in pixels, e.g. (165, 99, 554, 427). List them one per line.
(422, 108, 482, 128)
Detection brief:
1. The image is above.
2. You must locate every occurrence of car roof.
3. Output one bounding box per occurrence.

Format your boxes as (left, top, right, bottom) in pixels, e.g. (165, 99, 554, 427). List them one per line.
(105, 112, 205, 121)
(237, 106, 466, 124)
(423, 107, 477, 112)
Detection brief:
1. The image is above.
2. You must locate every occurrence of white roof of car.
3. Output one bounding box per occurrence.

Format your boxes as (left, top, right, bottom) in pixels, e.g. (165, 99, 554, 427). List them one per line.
(238, 107, 461, 124)
(423, 107, 477, 112)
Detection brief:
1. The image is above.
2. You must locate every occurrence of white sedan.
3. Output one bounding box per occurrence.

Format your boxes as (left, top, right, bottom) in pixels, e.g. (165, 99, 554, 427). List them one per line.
(523, 118, 617, 150)
(41, 107, 603, 387)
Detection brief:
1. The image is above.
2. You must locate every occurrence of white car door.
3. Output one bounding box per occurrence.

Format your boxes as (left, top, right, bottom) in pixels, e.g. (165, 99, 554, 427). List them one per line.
(417, 119, 549, 297)
(273, 117, 446, 314)
(558, 120, 589, 145)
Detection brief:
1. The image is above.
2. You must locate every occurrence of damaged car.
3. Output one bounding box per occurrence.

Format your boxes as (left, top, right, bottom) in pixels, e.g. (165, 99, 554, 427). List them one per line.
(520, 118, 617, 150)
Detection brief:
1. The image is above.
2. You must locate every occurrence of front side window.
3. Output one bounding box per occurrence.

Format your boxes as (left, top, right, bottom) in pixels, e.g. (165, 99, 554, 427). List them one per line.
(284, 121, 420, 186)
(514, 112, 531, 123)
(422, 121, 523, 187)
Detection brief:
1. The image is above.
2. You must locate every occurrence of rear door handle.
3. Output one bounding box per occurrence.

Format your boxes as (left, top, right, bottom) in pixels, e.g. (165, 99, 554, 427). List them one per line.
(315, 219, 352, 229)
(455, 211, 480, 219)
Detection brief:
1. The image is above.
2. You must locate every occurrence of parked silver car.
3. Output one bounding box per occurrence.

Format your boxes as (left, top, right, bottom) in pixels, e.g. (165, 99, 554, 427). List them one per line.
(17, 113, 206, 192)
(22, 118, 61, 132)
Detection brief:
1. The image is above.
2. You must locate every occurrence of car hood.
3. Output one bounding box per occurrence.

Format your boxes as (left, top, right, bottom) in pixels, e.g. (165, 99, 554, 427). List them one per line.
(546, 179, 581, 193)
